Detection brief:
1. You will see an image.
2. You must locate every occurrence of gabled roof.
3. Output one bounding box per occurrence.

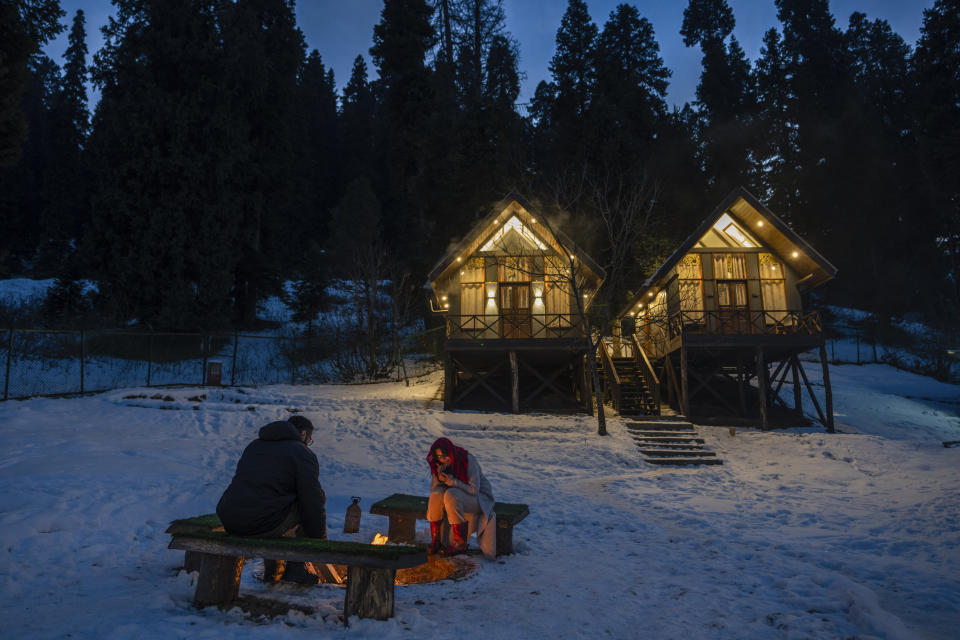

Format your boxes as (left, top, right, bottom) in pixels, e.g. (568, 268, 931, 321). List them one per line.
(426, 191, 605, 289)
(617, 187, 838, 319)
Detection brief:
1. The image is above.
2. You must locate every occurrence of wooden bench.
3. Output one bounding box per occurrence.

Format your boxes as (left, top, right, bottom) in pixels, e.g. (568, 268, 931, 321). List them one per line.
(369, 493, 530, 555)
(166, 515, 427, 621)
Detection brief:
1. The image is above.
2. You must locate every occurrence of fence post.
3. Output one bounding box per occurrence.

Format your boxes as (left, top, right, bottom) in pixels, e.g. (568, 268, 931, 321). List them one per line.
(79, 330, 85, 394)
(290, 336, 296, 386)
(231, 332, 238, 386)
(4, 329, 12, 401)
(146, 333, 153, 387)
(202, 334, 209, 386)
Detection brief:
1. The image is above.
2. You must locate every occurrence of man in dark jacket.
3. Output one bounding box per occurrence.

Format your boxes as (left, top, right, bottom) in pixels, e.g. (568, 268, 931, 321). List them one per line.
(217, 415, 327, 583)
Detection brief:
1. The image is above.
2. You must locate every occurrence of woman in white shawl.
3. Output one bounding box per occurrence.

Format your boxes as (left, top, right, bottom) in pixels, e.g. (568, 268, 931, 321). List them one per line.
(426, 437, 495, 557)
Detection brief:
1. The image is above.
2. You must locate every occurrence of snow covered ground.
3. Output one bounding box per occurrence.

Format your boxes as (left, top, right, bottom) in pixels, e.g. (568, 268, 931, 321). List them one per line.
(0, 360, 958, 639)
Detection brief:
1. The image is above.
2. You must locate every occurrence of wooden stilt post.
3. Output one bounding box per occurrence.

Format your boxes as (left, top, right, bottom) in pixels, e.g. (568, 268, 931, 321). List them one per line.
(819, 343, 835, 433)
(509, 350, 519, 413)
(3, 328, 12, 401)
(791, 354, 802, 415)
(756, 346, 768, 430)
(680, 344, 690, 418)
(583, 355, 593, 415)
(443, 353, 454, 410)
(737, 351, 746, 416)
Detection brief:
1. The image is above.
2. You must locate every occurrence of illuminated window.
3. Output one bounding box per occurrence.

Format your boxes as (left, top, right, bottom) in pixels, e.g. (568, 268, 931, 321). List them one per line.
(480, 216, 548, 252)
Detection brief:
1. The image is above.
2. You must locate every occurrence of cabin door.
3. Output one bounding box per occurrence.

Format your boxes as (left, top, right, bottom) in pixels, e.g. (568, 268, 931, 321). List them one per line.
(716, 280, 750, 333)
(500, 284, 531, 338)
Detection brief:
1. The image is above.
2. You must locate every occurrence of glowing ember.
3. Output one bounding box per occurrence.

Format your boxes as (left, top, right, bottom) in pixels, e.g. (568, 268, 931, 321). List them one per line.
(361, 533, 478, 584)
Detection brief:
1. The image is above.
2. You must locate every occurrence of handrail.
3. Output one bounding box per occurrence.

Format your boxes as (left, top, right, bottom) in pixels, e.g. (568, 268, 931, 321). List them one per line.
(444, 313, 586, 341)
(631, 334, 661, 415)
(633, 309, 822, 339)
(597, 339, 622, 412)
(632, 334, 659, 387)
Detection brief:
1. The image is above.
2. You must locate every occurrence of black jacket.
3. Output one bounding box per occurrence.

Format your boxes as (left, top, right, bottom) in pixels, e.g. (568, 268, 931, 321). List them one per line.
(216, 421, 326, 538)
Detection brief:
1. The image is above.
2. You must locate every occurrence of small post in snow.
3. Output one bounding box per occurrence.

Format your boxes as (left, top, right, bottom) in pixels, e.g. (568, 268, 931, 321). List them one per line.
(79, 330, 85, 394)
(4, 328, 13, 401)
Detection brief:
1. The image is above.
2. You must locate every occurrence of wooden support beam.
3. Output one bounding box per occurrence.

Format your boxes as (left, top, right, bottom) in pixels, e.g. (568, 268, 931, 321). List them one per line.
(518, 358, 568, 406)
(819, 343, 835, 433)
(737, 352, 746, 416)
(509, 351, 519, 413)
(792, 355, 802, 415)
(453, 359, 507, 406)
(443, 352, 454, 410)
(680, 345, 690, 417)
(756, 346, 768, 430)
(687, 367, 740, 415)
(796, 357, 827, 427)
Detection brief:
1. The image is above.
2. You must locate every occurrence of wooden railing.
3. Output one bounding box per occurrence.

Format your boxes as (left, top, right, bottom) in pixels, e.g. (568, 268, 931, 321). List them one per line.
(598, 339, 622, 412)
(445, 314, 585, 341)
(631, 334, 660, 414)
(634, 309, 823, 359)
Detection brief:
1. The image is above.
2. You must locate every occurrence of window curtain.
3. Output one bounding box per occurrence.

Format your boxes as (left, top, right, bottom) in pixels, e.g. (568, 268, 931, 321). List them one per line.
(497, 257, 531, 282)
(713, 253, 747, 279)
(461, 258, 485, 283)
(759, 253, 787, 324)
(677, 255, 704, 322)
(460, 283, 484, 329)
(544, 258, 570, 325)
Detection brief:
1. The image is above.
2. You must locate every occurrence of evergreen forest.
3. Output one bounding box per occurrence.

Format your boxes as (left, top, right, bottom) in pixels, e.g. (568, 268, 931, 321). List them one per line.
(2, 0, 958, 339)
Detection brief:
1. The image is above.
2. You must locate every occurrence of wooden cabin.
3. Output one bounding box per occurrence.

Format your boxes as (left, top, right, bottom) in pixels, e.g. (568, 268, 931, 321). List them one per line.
(427, 195, 605, 412)
(609, 187, 838, 429)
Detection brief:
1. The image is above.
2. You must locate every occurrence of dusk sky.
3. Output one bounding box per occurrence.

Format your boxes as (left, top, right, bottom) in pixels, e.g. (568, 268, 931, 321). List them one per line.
(47, 0, 935, 109)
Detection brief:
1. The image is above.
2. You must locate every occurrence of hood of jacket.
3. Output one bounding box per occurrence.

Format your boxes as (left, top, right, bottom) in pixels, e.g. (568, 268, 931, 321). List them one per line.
(258, 420, 302, 442)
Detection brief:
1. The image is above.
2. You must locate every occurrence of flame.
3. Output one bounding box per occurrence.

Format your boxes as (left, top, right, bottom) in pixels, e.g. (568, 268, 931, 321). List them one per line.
(371, 533, 389, 546)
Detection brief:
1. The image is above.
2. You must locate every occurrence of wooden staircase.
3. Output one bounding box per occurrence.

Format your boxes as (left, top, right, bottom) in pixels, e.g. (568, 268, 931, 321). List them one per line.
(626, 418, 723, 466)
(610, 357, 658, 416)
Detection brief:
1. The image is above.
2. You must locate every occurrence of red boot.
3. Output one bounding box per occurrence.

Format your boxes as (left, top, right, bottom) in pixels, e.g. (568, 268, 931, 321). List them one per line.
(442, 523, 468, 555)
(428, 521, 443, 554)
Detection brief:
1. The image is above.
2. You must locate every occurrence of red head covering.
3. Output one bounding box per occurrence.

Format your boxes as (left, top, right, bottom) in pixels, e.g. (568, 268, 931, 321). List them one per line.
(427, 437, 470, 484)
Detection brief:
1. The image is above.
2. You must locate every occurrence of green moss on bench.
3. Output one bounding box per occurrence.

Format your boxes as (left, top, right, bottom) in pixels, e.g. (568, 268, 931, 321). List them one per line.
(166, 514, 223, 533)
(173, 529, 426, 561)
(370, 493, 529, 525)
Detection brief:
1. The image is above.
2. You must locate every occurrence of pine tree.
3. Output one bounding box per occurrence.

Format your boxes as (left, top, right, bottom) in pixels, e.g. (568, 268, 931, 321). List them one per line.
(41, 9, 91, 272)
(754, 28, 797, 219)
(220, 0, 307, 326)
(370, 0, 436, 271)
(592, 3, 670, 163)
(87, 0, 246, 329)
(681, 0, 755, 195)
(774, 0, 846, 241)
(0, 55, 59, 274)
(543, 0, 598, 172)
(0, 0, 64, 167)
(341, 55, 376, 182)
(913, 0, 960, 318)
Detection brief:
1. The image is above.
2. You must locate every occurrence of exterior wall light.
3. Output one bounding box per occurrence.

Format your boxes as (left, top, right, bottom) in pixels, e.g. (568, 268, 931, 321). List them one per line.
(792, 251, 799, 258)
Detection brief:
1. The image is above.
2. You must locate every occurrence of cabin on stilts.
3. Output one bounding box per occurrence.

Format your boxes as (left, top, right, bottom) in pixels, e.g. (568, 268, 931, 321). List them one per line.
(610, 187, 838, 430)
(427, 195, 605, 413)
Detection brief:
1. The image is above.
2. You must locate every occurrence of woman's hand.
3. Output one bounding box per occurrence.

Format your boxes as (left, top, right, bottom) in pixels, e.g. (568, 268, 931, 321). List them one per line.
(437, 470, 451, 484)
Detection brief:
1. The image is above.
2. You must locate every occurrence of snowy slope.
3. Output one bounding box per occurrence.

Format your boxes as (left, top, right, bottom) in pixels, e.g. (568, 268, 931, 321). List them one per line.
(0, 365, 958, 639)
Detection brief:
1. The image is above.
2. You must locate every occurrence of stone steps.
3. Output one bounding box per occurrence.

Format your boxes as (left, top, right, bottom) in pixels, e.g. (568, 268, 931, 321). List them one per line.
(626, 417, 722, 466)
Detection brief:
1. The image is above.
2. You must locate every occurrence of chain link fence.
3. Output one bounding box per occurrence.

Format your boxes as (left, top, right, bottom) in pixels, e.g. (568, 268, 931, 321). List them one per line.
(1, 326, 444, 400)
